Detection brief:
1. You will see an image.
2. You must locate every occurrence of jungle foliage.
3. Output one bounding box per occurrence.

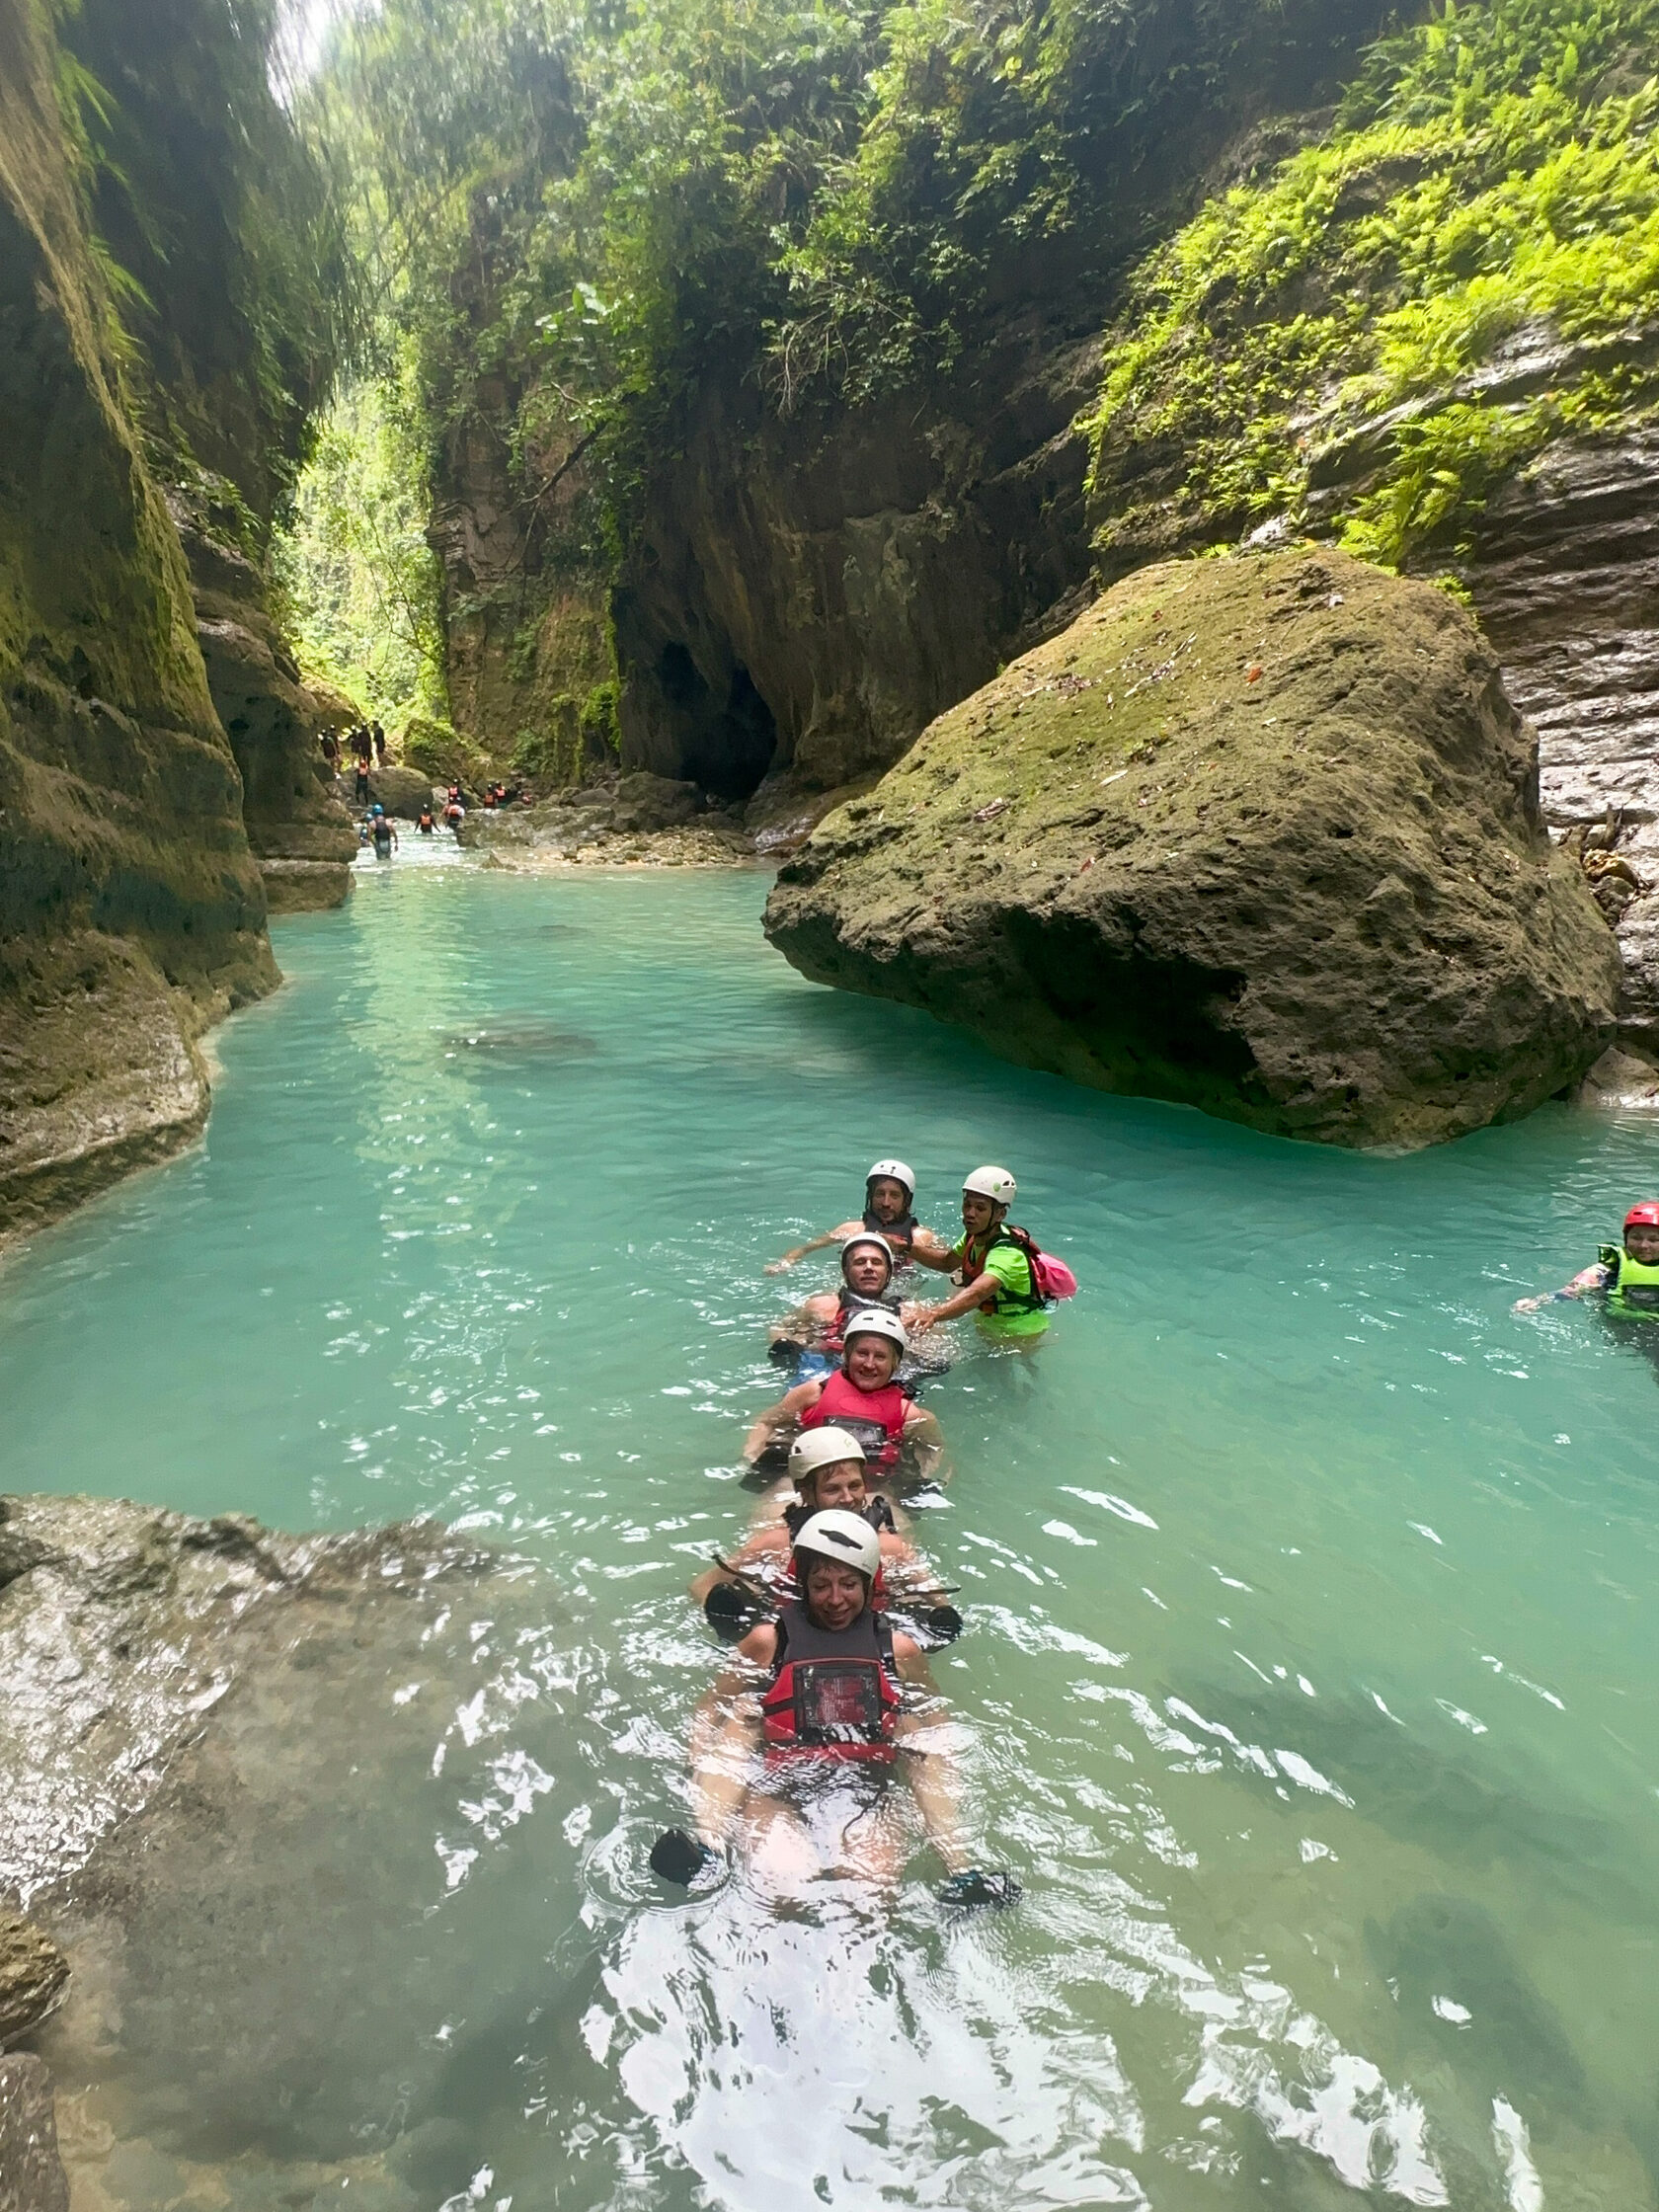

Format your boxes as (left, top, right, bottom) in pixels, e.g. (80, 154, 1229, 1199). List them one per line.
(304, 0, 1385, 562)
(1085, 0, 1659, 570)
(47, 0, 356, 539)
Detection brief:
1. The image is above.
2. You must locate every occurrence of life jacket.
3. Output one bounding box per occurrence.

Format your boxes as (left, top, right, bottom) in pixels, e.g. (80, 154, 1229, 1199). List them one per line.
(865, 1206, 918, 1264)
(1600, 1245, 1659, 1321)
(822, 1288, 901, 1356)
(800, 1368, 912, 1469)
(760, 1600, 901, 1761)
(782, 1494, 896, 1541)
(959, 1225, 1048, 1315)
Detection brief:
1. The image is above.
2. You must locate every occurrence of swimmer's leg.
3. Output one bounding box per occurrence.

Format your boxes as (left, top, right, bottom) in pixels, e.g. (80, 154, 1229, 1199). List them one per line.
(742, 1793, 823, 1900)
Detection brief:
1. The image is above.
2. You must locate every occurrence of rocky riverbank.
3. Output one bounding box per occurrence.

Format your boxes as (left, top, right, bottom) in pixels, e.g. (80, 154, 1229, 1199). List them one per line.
(0, 1493, 581, 2212)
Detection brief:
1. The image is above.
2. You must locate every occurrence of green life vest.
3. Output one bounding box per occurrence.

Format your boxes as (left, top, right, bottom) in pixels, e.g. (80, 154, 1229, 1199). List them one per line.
(1599, 1245, 1659, 1321)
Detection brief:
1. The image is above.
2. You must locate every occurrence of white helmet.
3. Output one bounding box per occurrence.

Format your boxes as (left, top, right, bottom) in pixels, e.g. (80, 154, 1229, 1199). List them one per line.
(792, 1508, 881, 1582)
(866, 1159, 915, 1200)
(842, 1306, 908, 1354)
(787, 1426, 867, 1483)
(963, 1164, 1016, 1206)
(840, 1230, 895, 1268)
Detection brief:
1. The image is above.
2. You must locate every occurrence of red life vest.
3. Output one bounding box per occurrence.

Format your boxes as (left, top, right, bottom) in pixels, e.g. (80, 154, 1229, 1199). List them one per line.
(800, 1368, 912, 1470)
(760, 1600, 901, 1761)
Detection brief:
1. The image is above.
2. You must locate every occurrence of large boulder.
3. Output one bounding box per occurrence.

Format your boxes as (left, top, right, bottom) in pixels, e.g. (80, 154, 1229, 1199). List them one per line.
(764, 549, 1620, 1148)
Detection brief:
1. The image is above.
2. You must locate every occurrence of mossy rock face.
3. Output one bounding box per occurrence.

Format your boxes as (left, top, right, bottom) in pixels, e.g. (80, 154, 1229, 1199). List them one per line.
(765, 548, 1620, 1149)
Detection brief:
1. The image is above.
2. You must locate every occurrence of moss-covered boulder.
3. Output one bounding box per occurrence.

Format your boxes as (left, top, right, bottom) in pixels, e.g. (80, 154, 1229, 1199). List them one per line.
(764, 549, 1620, 1148)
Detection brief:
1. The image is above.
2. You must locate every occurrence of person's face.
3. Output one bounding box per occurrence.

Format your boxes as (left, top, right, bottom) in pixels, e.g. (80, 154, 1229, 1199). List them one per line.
(1626, 1223, 1659, 1264)
(867, 1177, 908, 1222)
(802, 1558, 866, 1630)
(806, 1461, 868, 1514)
(961, 1191, 1000, 1236)
(842, 1243, 892, 1297)
(844, 1333, 901, 1390)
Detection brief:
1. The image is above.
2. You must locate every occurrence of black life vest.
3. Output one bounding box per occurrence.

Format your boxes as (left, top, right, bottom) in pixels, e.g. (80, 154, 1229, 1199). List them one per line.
(823, 1288, 902, 1355)
(760, 1600, 901, 1760)
(864, 1206, 918, 1264)
(782, 1494, 896, 1540)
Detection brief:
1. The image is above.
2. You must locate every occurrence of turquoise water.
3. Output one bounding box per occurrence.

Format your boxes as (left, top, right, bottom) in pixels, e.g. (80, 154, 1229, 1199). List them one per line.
(5, 847, 1658, 2210)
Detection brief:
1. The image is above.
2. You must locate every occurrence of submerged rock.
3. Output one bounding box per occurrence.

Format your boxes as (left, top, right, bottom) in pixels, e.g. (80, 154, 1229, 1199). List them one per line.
(0, 2055, 69, 2212)
(0, 1491, 592, 2202)
(0, 1916, 67, 2046)
(765, 548, 1620, 1148)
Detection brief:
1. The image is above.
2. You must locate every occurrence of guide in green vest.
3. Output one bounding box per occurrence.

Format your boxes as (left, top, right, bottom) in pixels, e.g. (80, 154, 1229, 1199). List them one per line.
(909, 1165, 1052, 1341)
(1513, 1201, 1659, 1319)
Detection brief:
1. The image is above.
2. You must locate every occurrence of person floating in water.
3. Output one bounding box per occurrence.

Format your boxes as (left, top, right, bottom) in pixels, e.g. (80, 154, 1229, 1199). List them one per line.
(365, 804, 398, 859)
(745, 1309, 943, 1485)
(909, 1165, 1070, 1343)
(691, 1427, 940, 1626)
(651, 1509, 1016, 1906)
(766, 1159, 951, 1275)
(1513, 1202, 1659, 1319)
(769, 1231, 944, 1385)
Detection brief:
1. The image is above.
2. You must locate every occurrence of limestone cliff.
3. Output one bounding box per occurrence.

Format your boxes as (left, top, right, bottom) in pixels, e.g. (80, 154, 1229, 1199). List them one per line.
(0, 0, 276, 1244)
(764, 550, 1620, 1148)
(56, 0, 356, 906)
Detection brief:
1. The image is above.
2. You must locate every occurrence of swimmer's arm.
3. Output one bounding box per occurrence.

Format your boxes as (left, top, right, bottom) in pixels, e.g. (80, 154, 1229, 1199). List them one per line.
(770, 1292, 834, 1345)
(893, 1640, 968, 1874)
(688, 1633, 771, 1846)
(764, 1222, 861, 1275)
(908, 1236, 961, 1275)
(687, 1523, 786, 1606)
(1513, 1263, 1613, 1312)
(742, 1379, 822, 1462)
(908, 1272, 998, 1327)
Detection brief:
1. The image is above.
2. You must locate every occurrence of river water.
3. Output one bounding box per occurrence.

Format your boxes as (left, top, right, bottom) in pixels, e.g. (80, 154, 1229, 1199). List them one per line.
(3, 846, 1656, 2211)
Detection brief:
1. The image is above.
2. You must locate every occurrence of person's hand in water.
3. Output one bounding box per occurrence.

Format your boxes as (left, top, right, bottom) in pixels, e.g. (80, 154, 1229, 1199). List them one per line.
(937, 1868, 1020, 1910)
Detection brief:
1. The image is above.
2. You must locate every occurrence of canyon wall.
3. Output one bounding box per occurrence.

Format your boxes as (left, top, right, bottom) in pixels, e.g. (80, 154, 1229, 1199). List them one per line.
(0, 0, 276, 1243)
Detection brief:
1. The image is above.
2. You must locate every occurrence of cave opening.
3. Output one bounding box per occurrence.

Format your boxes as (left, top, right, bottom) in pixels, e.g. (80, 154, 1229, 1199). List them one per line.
(654, 645, 778, 802)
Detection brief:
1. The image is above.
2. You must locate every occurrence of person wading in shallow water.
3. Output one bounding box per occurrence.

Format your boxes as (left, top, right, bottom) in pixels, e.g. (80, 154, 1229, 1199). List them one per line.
(745, 1309, 943, 1484)
(365, 804, 397, 858)
(651, 1509, 1017, 1906)
(1514, 1203, 1659, 1345)
(766, 1160, 952, 1275)
(909, 1165, 1056, 1344)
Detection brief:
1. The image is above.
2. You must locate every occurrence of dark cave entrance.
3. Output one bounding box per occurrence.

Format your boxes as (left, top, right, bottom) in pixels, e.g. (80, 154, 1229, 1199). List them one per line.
(654, 645, 778, 802)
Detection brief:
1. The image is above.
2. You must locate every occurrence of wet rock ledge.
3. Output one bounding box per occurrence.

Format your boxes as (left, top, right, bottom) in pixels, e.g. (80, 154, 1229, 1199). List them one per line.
(0, 1493, 576, 2211)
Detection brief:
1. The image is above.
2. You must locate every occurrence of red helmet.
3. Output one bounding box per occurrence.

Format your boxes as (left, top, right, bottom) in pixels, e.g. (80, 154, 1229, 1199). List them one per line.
(1623, 1202, 1659, 1232)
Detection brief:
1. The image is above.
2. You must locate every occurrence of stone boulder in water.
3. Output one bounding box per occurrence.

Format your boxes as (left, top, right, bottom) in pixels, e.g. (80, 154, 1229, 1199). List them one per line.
(764, 548, 1620, 1148)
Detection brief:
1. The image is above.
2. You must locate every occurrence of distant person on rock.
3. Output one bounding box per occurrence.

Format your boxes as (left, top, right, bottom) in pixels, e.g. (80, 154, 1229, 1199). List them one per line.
(1514, 1202, 1659, 1321)
(354, 755, 371, 804)
(908, 1166, 1073, 1344)
(766, 1160, 952, 1275)
(372, 722, 387, 767)
(320, 731, 339, 770)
